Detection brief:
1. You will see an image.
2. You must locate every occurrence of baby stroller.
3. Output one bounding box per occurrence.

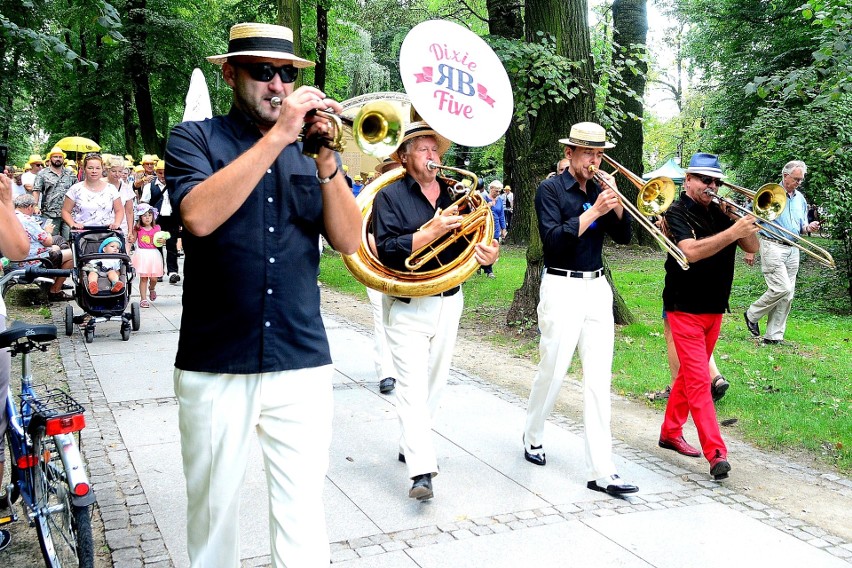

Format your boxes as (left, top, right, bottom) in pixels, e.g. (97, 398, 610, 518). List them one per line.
(64, 227, 141, 342)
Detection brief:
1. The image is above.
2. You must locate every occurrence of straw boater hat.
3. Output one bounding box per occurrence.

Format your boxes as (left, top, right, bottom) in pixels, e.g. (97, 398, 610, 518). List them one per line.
(376, 157, 401, 174)
(558, 122, 615, 149)
(47, 146, 66, 160)
(685, 152, 727, 179)
(390, 121, 452, 164)
(26, 154, 44, 167)
(207, 23, 315, 68)
(141, 154, 159, 165)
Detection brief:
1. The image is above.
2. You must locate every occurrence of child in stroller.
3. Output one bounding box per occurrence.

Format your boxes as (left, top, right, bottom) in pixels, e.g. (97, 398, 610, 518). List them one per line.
(65, 227, 140, 342)
(84, 236, 125, 296)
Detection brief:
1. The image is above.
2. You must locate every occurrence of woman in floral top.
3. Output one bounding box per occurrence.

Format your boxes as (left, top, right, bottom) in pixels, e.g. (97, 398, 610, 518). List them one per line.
(61, 152, 122, 230)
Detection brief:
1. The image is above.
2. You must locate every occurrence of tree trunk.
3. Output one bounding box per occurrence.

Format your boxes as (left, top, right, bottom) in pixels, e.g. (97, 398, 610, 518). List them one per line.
(505, 0, 596, 329)
(610, 0, 650, 246)
(486, 0, 529, 245)
(126, 0, 159, 154)
(314, 1, 328, 92)
(122, 89, 139, 159)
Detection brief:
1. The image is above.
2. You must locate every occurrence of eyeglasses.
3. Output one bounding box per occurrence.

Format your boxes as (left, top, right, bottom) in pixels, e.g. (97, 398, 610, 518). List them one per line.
(696, 174, 722, 187)
(232, 61, 298, 83)
(786, 174, 804, 184)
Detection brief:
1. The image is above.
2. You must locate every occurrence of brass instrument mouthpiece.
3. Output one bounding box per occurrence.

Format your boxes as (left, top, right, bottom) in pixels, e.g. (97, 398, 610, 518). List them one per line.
(270, 97, 282, 107)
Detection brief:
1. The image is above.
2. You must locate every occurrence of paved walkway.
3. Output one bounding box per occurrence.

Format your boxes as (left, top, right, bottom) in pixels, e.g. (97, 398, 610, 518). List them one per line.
(54, 273, 852, 567)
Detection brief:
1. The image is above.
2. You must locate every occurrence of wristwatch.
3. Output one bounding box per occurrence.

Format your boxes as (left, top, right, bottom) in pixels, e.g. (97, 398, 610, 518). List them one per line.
(316, 166, 339, 185)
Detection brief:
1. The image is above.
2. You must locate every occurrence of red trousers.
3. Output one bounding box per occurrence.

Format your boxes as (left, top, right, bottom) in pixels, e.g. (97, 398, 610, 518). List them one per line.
(660, 311, 726, 462)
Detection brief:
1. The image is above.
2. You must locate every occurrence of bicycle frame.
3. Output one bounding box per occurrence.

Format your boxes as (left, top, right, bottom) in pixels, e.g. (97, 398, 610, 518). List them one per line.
(1, 267, 95, 567)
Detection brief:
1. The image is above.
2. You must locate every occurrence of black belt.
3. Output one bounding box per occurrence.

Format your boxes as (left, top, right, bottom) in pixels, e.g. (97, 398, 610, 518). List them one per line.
(545, 267, 604, 279)
(393, 286, 460, 304)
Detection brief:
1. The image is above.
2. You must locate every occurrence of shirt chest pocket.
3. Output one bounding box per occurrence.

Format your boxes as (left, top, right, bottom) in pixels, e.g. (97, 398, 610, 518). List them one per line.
(288, 174, 323, 226)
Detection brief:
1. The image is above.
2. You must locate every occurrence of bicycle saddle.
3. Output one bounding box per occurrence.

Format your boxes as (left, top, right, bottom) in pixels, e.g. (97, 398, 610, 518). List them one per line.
(0, 321, 58, 349)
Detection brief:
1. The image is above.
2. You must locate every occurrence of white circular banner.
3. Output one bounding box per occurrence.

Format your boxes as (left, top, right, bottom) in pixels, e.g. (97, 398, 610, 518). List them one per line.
(400, 20, 513, 148)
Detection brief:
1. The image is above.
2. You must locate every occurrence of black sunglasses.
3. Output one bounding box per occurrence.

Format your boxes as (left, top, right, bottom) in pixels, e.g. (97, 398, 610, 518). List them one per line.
(696, 174, 721, 187)
(232, 61, 298, 83)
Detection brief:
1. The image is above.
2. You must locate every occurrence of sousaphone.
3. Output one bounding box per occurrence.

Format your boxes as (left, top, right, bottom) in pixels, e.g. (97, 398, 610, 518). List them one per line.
(341, 20, 513, 297)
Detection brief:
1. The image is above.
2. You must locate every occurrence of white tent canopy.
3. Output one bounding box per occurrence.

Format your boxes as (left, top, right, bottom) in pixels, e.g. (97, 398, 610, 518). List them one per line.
(643, 158, 685, 183)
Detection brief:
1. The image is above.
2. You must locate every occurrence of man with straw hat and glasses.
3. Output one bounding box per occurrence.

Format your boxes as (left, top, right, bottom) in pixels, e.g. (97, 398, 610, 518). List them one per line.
(165, 22, 361, 567)
(522, 122, 639, 496)
(33, 146, 77, 239)
(372, 121, 500, 501)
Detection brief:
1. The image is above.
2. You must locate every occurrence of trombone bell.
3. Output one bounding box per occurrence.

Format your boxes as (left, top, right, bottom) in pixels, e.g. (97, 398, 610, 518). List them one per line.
(753, 183, 786, 221)
(638, 177, 677, 216)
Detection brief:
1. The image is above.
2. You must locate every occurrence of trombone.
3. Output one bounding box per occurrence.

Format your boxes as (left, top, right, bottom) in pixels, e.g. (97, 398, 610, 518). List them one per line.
(706, 181, 836, 269)
(590, 155, 690, 270)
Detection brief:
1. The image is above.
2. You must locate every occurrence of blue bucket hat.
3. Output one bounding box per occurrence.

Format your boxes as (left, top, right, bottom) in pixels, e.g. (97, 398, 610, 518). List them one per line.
(686, 152, 727, 179)
(99, 236, 123, 253)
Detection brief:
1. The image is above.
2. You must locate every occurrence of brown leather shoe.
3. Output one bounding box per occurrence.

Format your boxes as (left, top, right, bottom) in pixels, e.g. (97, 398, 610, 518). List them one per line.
(659, 435, 702, 457)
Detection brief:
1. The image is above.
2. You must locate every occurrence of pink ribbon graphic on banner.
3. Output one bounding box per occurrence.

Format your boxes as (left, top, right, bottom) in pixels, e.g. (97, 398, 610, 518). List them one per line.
(414, 66, 434, 83)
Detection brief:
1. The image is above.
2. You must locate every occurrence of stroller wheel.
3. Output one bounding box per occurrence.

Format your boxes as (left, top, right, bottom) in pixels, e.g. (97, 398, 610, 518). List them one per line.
(65, 305, 74, 336)
(121, 324, 131, 342)
(84, 327, 95, 343)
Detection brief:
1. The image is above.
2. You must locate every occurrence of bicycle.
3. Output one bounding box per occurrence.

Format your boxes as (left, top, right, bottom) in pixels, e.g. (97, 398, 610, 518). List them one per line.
(0, 266, 95, 567)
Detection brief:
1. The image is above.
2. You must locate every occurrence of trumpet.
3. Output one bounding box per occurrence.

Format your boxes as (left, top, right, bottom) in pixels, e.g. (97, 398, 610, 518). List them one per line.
(590, 155, 690, 270)
(270, 96, 404, 158)
(706, 182, 836, 269)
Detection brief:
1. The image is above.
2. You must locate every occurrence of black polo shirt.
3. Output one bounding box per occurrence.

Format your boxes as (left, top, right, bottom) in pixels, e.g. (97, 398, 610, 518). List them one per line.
(372, 174, 467, 272)
(165, 105, 333, 374)
(535, 169, 632, 271)
(662, 192, 737, 314)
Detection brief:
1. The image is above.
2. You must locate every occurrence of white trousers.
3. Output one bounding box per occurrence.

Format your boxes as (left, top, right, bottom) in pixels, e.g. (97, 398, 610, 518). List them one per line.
(174, 366, 334, 568)
(524, 274, 617, 481)
(383, 292, 463, 479)
(747, 239, 799, 340)
(367, 287, 396, 380)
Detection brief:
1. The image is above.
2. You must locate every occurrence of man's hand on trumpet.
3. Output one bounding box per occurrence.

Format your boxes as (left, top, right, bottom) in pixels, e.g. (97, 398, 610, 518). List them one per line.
(271, 86, 342, 156)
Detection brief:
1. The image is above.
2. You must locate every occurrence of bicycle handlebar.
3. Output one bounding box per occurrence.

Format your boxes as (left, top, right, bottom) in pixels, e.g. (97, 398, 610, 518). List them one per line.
(1, 266, 73, 297)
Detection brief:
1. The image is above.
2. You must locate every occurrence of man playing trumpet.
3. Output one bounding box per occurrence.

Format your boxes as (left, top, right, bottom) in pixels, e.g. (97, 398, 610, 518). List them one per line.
(165, 22, 361, 567)
(372, 121, 500, 501)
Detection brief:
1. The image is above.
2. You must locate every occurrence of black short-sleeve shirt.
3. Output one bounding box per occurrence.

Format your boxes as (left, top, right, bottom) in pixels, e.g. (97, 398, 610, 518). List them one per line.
(535, 170, 632, 271)
(165, 105, 333, 374)
(662, 192, 737, 314)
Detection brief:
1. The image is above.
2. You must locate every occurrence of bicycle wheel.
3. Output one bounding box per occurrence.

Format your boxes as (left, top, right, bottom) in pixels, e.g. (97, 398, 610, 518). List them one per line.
(30, 431, 94, 568)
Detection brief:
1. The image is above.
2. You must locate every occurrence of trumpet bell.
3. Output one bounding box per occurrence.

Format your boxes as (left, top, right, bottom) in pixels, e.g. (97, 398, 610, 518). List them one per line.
(352, 101, 405, 158)
(753, 183, 786, 221)
(638, 177, 677, 216)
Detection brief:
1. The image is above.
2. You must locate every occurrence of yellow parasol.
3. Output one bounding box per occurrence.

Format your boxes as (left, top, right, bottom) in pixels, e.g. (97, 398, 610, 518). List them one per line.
(54, 136, 101, 153)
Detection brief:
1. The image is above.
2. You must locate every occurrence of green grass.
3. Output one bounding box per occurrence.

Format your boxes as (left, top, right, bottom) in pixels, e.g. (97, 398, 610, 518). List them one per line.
(320, 238, 852, 472)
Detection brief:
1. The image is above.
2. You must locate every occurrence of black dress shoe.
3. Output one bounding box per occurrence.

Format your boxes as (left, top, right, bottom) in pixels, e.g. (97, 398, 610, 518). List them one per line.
(587, 474, 639, 496)
(762, 338, 782, 345)
(744, 312, 760, 336)
(409, 474, 433, 501)
(522, 435, 546, 466)
(379, 377, 396, 394)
